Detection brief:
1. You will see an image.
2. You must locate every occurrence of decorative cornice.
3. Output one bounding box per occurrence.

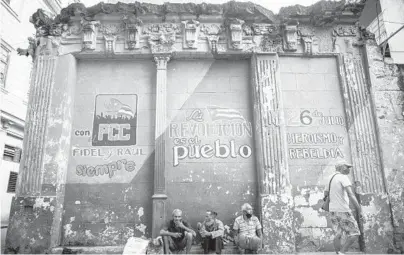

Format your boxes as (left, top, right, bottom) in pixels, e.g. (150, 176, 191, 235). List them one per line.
(17, 1, 366, 58)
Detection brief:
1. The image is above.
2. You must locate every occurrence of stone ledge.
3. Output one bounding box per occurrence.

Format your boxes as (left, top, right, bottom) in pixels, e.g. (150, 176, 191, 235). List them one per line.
(51, 246, 124, 254)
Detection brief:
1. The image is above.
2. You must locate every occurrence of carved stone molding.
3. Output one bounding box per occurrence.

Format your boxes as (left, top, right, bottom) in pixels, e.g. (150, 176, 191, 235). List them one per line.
(252, 23, 279, 35)
(332, 25, 358, 51)
(153, 55, 171, 70)
(17, 36, 61, 59)
(144, 23, 179, 54)
(122, 15, 142, 50)
(82, 20, 100, 51)
(260, 34, 283, 53)
(200, 24, 222, 54)
(143, 23, 181, 35)
(103, 35, 117, 55)
(301, 35, 313, 54)
(99, 23, 120, 55)
(283, 24, 298, 51)
(226, 18, 245, 50)
(182, 20, 200, 49)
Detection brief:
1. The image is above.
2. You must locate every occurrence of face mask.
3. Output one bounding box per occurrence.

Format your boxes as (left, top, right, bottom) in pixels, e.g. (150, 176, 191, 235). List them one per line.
(246, 213, 252, 218)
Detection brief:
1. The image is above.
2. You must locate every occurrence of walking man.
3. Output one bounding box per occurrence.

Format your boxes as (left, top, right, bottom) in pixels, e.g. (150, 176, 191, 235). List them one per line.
(160, 209, 196, 254)
(325, 162, 363, 255)
(233, 203, 262, 254)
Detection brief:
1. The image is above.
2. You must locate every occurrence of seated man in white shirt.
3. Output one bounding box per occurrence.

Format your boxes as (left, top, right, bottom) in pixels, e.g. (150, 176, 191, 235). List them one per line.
(233, 203, 262, 254)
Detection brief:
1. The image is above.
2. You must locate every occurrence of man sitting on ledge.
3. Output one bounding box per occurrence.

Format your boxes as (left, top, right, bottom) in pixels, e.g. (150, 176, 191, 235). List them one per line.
(233, 203, 262, 254)
(160, 209, 196, 254)
(197, 210, 224, 254)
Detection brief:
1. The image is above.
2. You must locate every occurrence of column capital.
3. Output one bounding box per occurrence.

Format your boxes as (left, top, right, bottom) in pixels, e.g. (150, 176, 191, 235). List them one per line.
(153, 54, 171, 70)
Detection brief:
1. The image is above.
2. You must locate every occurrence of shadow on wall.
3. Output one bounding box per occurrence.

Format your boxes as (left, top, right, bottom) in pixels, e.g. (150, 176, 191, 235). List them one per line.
(61, 153, 154, 246)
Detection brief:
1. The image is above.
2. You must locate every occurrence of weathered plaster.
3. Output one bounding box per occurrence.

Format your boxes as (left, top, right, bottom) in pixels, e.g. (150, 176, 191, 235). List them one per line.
(364, 39, 404, 253)
(9, 0, 403, 254)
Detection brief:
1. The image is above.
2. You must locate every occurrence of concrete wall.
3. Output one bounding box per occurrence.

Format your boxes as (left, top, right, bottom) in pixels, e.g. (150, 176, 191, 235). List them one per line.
(280, 56, 358, 252)
(165, 60, 257, 230)
(62, 60, 155, 246)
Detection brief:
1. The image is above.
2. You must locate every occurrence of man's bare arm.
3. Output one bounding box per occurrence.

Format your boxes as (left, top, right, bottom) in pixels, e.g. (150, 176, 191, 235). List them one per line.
(160, 229, 180, 238)
(256, 229, 262, 238)
(346, 186, 362, 214)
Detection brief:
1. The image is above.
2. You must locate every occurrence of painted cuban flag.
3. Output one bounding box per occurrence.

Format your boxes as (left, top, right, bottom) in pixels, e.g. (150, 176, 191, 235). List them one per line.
(104, 98, 135, 118)
(207, 106, 246, 121)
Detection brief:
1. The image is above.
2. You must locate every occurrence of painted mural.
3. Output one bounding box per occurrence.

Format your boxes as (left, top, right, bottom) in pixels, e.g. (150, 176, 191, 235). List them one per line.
(280, 57, 355, 251)
(92, 95, 138, 146)
(61, 60, 155, 246)
(165, 60, 257, 229)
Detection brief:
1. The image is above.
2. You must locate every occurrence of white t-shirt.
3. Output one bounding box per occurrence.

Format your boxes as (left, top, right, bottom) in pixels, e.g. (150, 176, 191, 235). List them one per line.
(325, 173, 352, 212)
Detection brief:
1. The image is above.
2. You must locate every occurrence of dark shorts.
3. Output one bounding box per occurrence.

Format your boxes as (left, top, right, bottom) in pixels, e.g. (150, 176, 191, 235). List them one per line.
(165, 235, 188, 252)
(330, 211, 360, 237)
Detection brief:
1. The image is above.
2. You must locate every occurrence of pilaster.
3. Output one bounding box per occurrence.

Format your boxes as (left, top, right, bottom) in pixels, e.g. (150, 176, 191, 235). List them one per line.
(335, 29, 395, 253)
(151, 54, 171, 238)
(251, 54, 295, 253)
(6, 38, 77, 253)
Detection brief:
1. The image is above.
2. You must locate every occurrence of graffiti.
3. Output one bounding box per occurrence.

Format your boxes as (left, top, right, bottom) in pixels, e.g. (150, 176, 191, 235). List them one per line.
(76, 159, 136, 178)
(288, 147, 344, 159)
(74, 130, 91, 137)
(169, 122, 252, 138)
(173, 139, 252, 166)
(287, 133, 344, 146)
(171, 107, 254, 166)
(287, 109, 345, 127)
(186, 109, 204, 122)
(72, 147, 146, 160)
(286, 109, 349, 160)
(92, 94, 138, 146)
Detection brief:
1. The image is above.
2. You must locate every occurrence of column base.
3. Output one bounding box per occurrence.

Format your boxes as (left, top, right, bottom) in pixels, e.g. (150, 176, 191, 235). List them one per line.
(151, 194, 168, 239)
(260, 194, 295, 254)
(5, 196, 56, 254)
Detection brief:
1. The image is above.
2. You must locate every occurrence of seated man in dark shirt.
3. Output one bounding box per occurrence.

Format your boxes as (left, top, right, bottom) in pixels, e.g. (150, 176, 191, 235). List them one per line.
(160, 209, 196, 254)
(198, 210, 224, 254)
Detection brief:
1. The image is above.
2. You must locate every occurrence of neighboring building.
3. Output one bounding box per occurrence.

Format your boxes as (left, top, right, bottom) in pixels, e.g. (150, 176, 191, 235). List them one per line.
(360, 0, 404, 63)
(0, 0, 68, 252)
(3, 0, 404, 254)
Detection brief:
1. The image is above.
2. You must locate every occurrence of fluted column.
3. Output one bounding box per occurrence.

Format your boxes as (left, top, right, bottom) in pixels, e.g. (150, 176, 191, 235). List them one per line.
(251, 54, 295, 253)
(339, 52, 393, 253)
(16, 55, 58, 196)
(5, 37, 78, 254)
(152, 54, 171, 238)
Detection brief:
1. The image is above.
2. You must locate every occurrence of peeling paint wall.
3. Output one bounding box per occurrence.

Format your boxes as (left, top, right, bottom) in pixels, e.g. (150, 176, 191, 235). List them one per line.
(165, 60, 257, 229)
(365, 42, 404, 252)
(61, 60, 155, 246)
(280, 56, 359, 252)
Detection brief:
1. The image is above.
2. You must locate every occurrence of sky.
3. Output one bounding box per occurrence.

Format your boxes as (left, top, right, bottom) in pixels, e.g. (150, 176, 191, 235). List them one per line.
(74, 0, 320, 14)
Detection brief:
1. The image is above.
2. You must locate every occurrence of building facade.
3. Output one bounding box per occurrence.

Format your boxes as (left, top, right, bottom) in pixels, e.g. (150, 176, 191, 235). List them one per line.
(4, 0, 404, 253)
(0, 0, 68, 252)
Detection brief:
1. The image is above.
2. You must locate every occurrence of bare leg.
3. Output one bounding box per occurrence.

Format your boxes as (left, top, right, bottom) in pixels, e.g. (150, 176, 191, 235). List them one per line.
(185, 232, 193, 254)
(340, 235, 357, 253)
(162, 236, 172, 254)
(333, 234, 342, 253)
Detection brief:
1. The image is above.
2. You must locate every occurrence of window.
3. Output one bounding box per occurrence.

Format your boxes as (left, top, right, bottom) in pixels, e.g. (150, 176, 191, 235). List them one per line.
(0, 45, 11, 88)
(3, 145, 22, 162)
(7, 171, 18, 193)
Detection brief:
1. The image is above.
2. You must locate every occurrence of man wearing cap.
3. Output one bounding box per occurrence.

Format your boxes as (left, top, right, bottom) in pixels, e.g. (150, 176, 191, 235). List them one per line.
(233, 203, 262, 254)
(325, 162, 362, 255)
